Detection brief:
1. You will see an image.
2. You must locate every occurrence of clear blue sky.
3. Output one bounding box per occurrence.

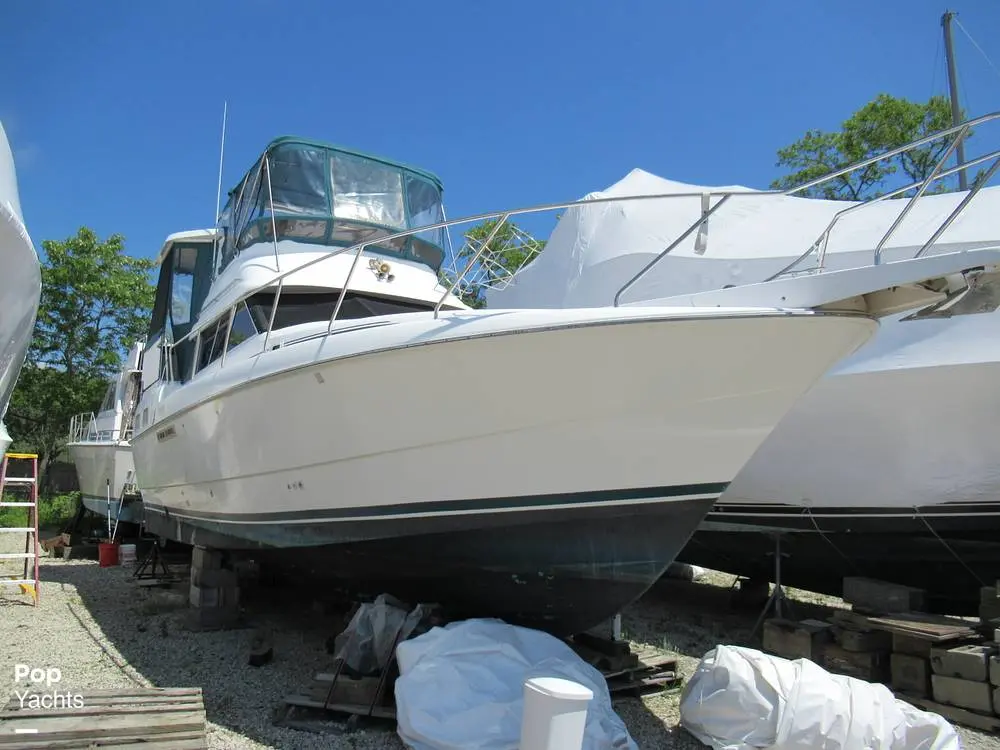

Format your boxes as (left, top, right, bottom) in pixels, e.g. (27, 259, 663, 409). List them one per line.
(3, 0, 1000, 262)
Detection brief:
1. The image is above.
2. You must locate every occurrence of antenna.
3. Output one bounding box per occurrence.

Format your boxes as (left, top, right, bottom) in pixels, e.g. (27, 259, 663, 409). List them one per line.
(941, 11, 968, 190)
(214, 101, 228, 226)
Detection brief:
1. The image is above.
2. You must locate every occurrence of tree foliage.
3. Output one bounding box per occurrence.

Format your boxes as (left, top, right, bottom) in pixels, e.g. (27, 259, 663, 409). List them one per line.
(7, 227, 156, 487)
(440, 218, 545, 308)
(770, 94, 965, 200)
(31, 228, 156, 377)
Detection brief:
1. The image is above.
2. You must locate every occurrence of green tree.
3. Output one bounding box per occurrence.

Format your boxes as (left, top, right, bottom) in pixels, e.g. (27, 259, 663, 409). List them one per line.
(7, 227, 156, 488)
(771, 94, 966, 200)
(439, 218, 546, 308)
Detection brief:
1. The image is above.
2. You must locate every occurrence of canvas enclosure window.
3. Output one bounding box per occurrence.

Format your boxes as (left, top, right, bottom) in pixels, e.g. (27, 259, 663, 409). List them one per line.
(267, 146, 327, 215)
(331, 152, 405, 229)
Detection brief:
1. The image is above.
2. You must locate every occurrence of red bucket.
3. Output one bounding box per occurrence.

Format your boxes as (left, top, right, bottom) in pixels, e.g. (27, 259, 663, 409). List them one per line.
(98, 542, 119, 568)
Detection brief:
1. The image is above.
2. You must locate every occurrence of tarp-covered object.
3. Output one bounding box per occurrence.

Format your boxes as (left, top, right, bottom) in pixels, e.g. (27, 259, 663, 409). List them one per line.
(334, 593, 437, 676)
(484, 167, 1000, 310)
(394, 618, 637, 750)
(679, 645, 959, 750)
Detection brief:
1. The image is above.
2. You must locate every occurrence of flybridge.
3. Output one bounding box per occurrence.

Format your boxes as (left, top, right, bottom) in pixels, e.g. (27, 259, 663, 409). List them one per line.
(215, 136, 448, 275)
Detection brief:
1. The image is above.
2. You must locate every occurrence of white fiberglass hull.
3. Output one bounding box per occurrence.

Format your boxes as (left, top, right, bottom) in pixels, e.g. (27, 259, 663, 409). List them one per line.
(65, 441, 141, 524)
(718, 311, 1000, 513)
(673, 310, 1000, 613)
(0, 121, 40, 455)
(133, 306, 874, 633)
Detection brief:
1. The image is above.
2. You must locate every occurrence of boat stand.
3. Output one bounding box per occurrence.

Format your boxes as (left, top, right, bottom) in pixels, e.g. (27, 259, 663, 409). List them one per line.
(750, 532, 793, 638)
(133, 537, 178, 583)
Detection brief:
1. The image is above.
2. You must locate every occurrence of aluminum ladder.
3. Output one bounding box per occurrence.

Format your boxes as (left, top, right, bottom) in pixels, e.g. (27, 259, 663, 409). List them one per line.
(0, 452, 40, 605)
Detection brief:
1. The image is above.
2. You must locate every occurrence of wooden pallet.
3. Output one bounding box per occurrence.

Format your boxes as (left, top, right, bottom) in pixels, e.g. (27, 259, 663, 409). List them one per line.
(831, 610, 976, 643)
(569, 635, 680, 696)
(605, 650, 680, 696)
(0, 687, 207, 749)
(274, 644, 399, 735)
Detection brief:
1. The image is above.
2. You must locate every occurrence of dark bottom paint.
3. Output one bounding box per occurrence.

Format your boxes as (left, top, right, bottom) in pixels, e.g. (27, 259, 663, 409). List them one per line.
(144, 494, 718, 636)
(676, 502, 1000, 615)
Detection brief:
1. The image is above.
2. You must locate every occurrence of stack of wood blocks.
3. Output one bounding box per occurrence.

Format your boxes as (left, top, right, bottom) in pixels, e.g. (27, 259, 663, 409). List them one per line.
(761, 575, 1000, 732)
(188, 546, 241, 630)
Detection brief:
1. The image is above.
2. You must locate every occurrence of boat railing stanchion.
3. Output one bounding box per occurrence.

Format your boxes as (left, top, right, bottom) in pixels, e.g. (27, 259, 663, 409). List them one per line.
(434, 213, 511, 319)
(329, 240, 373, 331)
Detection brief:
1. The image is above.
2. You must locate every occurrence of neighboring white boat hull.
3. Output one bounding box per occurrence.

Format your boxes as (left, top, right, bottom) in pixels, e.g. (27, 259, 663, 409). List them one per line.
(719, 312, 1000, 511)
(134, 306, 876, 633)
(66, 441, 141, 524)
(676, 310, 1000, 612)
(0, 120, 40, 455)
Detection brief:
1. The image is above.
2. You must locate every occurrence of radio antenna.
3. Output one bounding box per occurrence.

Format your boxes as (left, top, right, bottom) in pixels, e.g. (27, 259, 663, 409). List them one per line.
(214, 101, 228, 226)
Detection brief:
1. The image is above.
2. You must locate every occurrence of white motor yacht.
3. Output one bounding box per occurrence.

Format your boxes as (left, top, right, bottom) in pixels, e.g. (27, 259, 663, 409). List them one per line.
(66, 341, 144, 525)
(129, 137, 879, 634)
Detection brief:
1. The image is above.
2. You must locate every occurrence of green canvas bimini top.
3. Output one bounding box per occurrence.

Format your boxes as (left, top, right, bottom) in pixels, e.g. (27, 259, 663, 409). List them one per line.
(228, 135, 444, 195)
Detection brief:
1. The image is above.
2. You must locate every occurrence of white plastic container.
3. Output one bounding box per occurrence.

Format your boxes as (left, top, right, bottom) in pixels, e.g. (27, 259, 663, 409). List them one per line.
(520, 676, 594, 750)
(119, 543, 137, 565)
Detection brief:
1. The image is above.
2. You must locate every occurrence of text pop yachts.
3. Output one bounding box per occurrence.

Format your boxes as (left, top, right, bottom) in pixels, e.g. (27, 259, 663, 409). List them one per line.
(13, 665, 84, 709)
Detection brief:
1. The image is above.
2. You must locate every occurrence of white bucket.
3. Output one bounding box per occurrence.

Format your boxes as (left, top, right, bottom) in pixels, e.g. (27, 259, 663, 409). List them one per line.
(119, 544, 137, 565)
(520, 676, 593, 750)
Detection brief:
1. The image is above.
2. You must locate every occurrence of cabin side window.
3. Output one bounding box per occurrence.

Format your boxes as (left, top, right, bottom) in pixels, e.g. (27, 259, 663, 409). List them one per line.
(227, 302, 258, 352)
(197, 316, 231, 372)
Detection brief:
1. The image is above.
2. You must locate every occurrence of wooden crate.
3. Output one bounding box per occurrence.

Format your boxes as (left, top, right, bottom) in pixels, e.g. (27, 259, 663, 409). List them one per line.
(823, 643, 890, 683)
(891, 653, 932, 698)
(835, 626, 892, 653)
(0, 687, 206, 749)
(762, 618, 831, 661)
(843, 577, 925, 614)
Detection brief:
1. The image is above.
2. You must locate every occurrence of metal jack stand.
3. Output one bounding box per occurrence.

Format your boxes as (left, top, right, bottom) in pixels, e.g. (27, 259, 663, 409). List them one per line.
(133, 537, 177, 583)
(750, 533, 792, 639)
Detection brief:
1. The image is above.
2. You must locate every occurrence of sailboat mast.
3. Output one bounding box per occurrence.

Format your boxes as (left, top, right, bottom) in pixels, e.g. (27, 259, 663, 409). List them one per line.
(941, 10, 968, 190)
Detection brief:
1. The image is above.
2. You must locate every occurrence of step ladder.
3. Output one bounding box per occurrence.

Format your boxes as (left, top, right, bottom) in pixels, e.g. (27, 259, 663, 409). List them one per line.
(0, 452, 40, 605)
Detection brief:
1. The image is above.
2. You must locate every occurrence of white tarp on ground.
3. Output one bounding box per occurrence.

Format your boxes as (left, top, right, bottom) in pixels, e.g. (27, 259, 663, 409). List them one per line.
(679, 645, 959, 750)
(484, 168, 1000, 309)
(394, 618, 637, 750)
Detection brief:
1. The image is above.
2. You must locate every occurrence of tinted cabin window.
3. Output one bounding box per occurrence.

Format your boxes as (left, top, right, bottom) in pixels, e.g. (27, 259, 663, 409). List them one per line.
(227, 303, 258, 351)
(246, 291, 434, 333)
(197, 316, 230, 372)
(148, 263, 171, 339)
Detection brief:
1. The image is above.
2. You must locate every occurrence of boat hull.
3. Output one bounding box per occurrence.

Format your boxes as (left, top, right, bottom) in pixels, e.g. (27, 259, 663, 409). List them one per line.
(681, 503, 1000, 616)
(134, 307, 876, 634)
(146, 489, 718, 634)
(66, 442, 142, 524)
(677, 312, 1000, 613)
(0, 121, 40, 455)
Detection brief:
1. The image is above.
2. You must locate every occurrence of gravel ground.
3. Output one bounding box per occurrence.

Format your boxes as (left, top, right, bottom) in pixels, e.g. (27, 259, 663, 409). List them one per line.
(1, 535, 999, 749)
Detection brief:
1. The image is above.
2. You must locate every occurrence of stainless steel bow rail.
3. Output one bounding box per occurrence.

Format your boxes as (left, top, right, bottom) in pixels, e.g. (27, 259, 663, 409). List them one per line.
(614, 110, 1000, 306)
(160, 111, 1000, 369)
